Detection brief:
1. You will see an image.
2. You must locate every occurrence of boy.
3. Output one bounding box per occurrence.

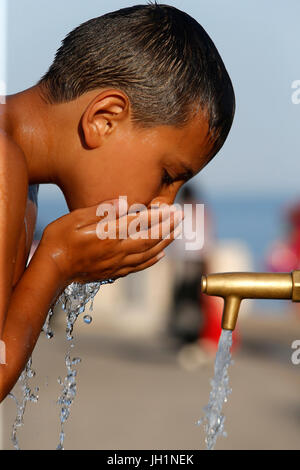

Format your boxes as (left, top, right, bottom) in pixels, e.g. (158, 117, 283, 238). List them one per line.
(0, 3, 235, 401)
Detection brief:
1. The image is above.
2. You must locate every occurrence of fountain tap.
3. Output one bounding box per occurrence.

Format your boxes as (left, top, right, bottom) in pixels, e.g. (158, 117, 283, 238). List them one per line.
(201, 270, 300, 331)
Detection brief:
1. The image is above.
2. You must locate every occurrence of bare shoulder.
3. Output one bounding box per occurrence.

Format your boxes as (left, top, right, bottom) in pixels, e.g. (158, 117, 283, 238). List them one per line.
(0, 130, 29, 337)
(0, 130, 28, 203)
(0, 129, 28, 249)
(0, 129, 28, 177)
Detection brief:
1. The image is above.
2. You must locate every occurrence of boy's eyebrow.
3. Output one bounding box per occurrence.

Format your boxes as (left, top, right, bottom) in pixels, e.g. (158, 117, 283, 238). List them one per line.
(177, 162, 194, 181)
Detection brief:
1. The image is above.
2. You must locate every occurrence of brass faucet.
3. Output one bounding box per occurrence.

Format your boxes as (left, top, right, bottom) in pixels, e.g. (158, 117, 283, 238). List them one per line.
(201, 271, 300, 331)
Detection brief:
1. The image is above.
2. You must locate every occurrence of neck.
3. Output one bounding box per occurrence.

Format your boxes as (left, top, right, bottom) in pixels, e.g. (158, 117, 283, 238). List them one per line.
(0, 84, 106, 209)
(0, 85, 61, 185)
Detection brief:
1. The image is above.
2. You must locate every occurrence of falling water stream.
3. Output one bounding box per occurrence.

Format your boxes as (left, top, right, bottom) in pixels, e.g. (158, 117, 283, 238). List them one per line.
(198, 329, 233, 450)
(10, 285, 234, 450)
(9, 279, 114, 450)
(8, 358, 39, 450)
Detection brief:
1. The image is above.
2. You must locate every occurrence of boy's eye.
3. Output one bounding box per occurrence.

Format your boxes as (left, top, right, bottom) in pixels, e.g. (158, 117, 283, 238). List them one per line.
(162, 169, 174, 186)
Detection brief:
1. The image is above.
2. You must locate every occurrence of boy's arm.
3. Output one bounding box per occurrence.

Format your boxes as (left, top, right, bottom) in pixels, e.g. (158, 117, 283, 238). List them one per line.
(0, 134, 28, 339)
(0, 244, 66, 402)
(0, 146, 182, 400)
(0, 134, 65, 401)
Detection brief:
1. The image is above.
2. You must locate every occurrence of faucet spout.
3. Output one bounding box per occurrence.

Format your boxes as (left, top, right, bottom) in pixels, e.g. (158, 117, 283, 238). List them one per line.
(222, 295, 241, 331)
(201, 270, 300, 331)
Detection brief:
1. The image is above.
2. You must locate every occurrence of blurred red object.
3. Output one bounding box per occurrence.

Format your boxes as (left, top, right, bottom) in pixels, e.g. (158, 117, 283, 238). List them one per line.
(199, 293, 239, 353)
(288, 204, 300, 228)
(266, 201, 300, 272)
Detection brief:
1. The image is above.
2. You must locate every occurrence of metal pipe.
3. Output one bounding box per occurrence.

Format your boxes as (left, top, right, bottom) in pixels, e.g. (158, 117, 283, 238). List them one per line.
(201, 270, 300, 331)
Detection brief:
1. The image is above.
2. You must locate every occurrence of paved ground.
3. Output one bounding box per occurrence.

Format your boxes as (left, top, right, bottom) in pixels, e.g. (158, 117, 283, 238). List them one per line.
(1, 311, 300, 450)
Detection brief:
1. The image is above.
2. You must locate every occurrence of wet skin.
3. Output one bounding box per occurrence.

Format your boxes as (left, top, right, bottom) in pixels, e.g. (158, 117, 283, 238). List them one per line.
(3, 85, 213, 209)
(2, 85, 214, 285)
(0, 85, 214, 400)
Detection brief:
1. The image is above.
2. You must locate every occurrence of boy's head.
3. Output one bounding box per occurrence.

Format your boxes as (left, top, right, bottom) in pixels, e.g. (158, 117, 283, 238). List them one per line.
(36, 2, 235, 209)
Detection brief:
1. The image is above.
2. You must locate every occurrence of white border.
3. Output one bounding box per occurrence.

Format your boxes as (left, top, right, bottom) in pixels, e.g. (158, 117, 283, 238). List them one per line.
(0, 0, 7, 103)
(0, 2, 7, 449)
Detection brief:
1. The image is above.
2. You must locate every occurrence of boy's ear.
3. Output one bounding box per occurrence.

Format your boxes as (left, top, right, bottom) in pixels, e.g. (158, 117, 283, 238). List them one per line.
(81, 90, 129, 149)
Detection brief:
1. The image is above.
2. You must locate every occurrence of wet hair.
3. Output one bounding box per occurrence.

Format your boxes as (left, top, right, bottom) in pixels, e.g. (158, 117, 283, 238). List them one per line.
(38, 1, 235, 157)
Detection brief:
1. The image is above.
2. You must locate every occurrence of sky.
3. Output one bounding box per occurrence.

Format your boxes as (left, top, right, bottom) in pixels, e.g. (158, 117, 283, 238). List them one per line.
(2, 0, 300, 197)
(0, 0, 5, 95)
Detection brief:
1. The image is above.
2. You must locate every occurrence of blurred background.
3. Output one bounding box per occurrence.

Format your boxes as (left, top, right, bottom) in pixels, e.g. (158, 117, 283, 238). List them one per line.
(1, 0, 300, 450)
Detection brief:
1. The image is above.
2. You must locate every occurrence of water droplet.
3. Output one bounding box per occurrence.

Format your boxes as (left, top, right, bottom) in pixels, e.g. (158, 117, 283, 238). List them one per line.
(83, 315, 92, 324)
(72, 358, 81, 366)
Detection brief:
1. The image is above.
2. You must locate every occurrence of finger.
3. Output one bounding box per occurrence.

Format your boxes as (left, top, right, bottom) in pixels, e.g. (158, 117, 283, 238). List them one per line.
(116, 251, 166, 278)
(118, 204, 179, 234)
(77, 204, 183, 245)
(122, 208, 184, 253)
(123, 223, 183, 266)
(94, 204, 179, 241)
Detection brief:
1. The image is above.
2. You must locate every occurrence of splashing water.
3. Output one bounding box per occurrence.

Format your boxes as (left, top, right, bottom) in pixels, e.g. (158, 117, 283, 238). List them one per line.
(9, 357, 39, 450)
(52, 279, 115, 450)
(197, 329, 233, 450)
(10, 278, 114, 450)
(54, 281, 102, 450)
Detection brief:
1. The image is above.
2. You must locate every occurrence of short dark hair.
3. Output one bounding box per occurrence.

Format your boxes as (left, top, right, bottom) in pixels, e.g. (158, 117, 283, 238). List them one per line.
(38, 2, 235, 156)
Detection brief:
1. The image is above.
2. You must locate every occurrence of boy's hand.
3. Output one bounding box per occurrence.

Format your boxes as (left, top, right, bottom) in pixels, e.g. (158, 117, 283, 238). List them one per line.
(38, 199, 184, 286)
